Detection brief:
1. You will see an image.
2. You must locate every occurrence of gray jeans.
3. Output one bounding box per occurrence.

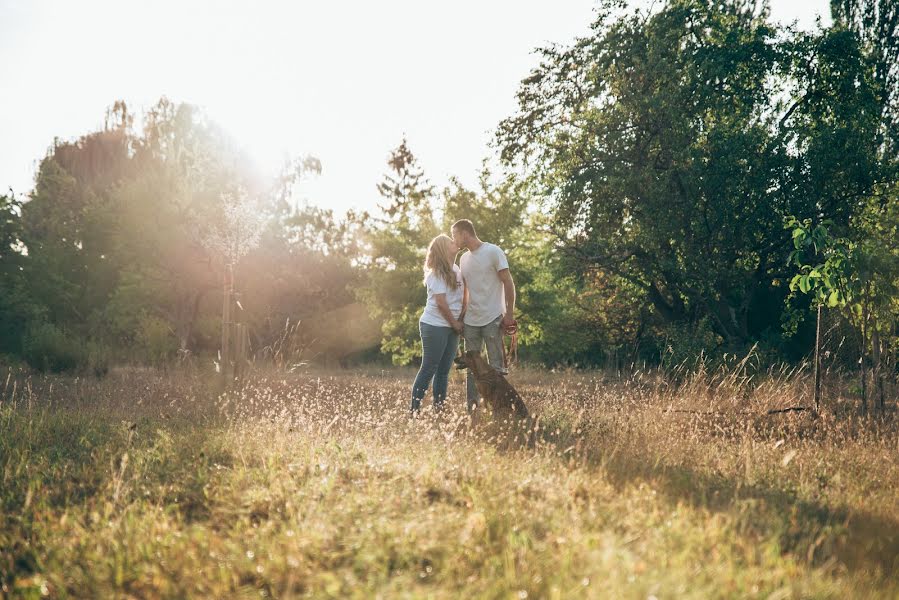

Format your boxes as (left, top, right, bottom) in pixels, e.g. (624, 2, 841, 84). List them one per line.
(463, 314, 506, 411)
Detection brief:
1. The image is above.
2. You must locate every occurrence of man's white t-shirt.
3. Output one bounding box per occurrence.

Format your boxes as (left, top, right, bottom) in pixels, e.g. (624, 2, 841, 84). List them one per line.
(460, 242, 509, 327)
(420, 264, 464, 328)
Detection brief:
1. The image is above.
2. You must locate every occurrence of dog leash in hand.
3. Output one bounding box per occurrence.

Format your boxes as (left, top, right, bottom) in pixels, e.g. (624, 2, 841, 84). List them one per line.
(502, 319, 519, 370)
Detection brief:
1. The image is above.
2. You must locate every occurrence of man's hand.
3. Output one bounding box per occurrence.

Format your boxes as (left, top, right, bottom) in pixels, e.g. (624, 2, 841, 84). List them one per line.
(452, 319, 465, 334)
(501, 315, 517, 334)
(498, 269, 516, 332)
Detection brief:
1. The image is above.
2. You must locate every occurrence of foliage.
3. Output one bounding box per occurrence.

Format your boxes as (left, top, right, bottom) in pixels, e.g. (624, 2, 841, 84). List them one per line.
(354, 142, 536, 365)
(497, 0, 894, 362)
(785, 218, 854, 313)
(2, 1, 899, 373)
(3, 99, 364, 370)
(135, 315, 180, 366)
(785, 190, 899, 409)
(0, 193, 39, 356)
(786, 208, 898, 337)
(515, 231, 652, 367)
(21, 322, 87, 372)
(353, 139, 440, 365)
(831, 0, 899, 157)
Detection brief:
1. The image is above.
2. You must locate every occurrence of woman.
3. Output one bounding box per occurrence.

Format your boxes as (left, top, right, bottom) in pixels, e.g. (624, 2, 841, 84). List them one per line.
(411, 234, 465, 415)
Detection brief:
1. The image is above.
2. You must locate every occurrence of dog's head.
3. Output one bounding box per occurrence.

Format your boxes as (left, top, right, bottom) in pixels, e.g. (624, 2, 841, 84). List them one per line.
(453, 350, 496, 379)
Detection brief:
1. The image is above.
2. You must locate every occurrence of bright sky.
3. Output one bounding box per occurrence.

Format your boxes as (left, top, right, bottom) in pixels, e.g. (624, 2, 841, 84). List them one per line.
(1, 0, 831, 215)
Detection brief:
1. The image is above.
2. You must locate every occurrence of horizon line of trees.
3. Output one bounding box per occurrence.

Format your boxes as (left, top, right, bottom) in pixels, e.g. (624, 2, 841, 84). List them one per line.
(0, 1, 896, 405)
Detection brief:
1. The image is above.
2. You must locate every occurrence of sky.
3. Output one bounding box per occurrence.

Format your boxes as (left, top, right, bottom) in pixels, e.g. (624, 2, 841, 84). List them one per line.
(0, 0, 832, 215)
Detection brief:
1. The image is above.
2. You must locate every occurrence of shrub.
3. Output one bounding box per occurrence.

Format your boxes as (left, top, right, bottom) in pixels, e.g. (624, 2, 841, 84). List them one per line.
(660, 318, 724, 371)
(21, 323, 86, 372)
(136, 315, 179, 365)
(85, 341, 111, 377)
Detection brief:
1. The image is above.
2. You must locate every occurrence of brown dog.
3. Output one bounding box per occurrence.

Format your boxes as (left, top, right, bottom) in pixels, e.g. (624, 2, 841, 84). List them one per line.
(454, 350, 530, 422)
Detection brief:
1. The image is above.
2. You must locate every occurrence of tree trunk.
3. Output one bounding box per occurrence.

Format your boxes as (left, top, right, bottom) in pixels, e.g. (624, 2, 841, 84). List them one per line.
(860, 300, 868, 414)
(175, 288, 206, 353)
(871, 324, 884, 412)
(814, 303, 822, 412)
(222, 263, 233, 380)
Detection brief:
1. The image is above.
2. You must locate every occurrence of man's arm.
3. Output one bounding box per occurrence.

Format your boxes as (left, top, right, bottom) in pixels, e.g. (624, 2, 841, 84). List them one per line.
(460, 280, 469, 323)
(498, 268, 515, 328)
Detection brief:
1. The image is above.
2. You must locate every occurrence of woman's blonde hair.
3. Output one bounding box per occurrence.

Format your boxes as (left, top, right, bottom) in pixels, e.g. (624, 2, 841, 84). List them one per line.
(424, 234, 459, 290)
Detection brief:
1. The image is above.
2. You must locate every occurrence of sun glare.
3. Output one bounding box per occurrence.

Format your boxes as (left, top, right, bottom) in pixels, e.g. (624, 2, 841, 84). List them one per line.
(2, 0, 831, 214)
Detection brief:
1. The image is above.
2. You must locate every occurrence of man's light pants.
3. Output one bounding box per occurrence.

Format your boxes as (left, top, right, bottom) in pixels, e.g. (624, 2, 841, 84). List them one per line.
(462, 314, 506, 412)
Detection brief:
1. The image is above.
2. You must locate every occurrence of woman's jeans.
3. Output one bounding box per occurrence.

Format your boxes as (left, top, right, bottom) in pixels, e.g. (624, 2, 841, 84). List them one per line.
(411, 321, 459, 413)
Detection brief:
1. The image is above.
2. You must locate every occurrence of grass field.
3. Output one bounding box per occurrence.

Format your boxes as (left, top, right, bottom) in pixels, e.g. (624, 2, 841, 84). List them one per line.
(2, 364, 897, 599)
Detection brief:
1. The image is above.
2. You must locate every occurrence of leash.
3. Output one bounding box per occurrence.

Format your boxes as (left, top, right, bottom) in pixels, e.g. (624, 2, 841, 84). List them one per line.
(457, 318, 519, 369)
(502, 319, 518, 370)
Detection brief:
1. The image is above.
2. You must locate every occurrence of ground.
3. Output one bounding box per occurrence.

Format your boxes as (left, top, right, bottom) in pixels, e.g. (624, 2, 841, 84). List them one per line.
(1, 365, 897, 598)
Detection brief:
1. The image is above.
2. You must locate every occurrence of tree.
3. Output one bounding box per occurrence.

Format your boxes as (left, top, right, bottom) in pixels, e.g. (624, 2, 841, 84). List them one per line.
(354, 139, 439, 365)
(498, 0, 891, 360)
(0, 193, 38, 357)
(20, 108, 133, 340)
(786, 205, 899, 412)
(107, 100, 223, 355)
(831, 0, 899, 157)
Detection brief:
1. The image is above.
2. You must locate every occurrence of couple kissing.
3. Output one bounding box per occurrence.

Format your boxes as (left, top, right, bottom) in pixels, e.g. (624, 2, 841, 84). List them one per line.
(410, 219, 516, 415)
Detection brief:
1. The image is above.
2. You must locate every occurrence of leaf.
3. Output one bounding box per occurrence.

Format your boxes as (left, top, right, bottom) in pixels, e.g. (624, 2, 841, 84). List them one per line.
(789, 274, 801, 292)
(827, 290, 839, 307)
(799, 274, 810, 294)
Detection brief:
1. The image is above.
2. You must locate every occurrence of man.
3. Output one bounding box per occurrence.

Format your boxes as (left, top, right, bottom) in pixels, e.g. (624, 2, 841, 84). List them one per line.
(450, 219, 516, 412)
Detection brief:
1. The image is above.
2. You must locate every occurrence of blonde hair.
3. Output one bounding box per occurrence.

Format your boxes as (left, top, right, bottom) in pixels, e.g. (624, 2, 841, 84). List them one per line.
(424, 234, 459, 290)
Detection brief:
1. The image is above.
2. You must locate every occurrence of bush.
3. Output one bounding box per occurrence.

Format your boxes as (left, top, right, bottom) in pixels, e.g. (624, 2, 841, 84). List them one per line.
(85, 341, 111, 377)
(660, 317, 724, 371)
(136, 315, 179, 365)
(22, 323, 87, 372)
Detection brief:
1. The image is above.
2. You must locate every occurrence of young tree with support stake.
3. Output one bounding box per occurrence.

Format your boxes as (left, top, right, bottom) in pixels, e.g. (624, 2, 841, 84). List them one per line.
(785, 214, 897, 413)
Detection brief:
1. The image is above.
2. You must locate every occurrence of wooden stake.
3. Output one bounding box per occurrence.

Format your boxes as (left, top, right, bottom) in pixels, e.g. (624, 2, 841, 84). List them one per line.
(813, 303, 822, 412)
(222, 263, 233, 381)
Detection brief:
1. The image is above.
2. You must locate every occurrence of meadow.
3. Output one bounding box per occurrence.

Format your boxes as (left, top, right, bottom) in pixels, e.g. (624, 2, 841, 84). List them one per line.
(1, 363, 897, 599)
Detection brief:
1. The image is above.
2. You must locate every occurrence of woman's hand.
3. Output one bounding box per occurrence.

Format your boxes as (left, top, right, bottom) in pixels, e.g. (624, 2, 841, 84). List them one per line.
(452, 319, 465, 334)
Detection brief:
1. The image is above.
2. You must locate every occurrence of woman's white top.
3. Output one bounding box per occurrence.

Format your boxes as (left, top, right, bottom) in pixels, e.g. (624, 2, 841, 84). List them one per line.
(420, 264, 464, 328)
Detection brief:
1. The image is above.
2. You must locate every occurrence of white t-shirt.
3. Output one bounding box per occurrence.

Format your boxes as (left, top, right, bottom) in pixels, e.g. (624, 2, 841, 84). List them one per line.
(420, 264, 464, 328)
(460, 242, 509, 327)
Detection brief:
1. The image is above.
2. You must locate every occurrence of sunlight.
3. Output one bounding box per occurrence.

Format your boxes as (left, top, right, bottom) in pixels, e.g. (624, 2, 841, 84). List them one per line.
(1, 0, 893, 597)
(2, 0, 604, 214)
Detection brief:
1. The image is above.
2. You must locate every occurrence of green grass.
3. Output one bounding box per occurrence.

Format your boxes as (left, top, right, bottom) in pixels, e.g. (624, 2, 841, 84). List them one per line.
(1, 366, 897, 598)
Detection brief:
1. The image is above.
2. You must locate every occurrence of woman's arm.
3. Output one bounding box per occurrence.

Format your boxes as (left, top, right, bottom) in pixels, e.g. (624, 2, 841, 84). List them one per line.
(434, 293, 464, 333)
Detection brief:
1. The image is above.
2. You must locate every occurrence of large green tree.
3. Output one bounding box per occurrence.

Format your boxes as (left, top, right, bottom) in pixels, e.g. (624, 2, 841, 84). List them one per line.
(9, 98, 364, 369)
(0, 193, 38, 356)
(498, 0, 891, 357)
(20, 103, 134, 339)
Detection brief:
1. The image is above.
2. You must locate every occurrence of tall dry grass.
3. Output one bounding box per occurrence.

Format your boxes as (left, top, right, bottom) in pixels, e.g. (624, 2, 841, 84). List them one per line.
(1, 361, 897, 598)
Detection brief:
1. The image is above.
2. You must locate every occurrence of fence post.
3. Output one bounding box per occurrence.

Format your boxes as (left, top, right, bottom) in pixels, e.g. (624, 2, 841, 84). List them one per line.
(235, 323, 248, 381)
(813, 303, 822, 412)
(222, 263, 233, 381)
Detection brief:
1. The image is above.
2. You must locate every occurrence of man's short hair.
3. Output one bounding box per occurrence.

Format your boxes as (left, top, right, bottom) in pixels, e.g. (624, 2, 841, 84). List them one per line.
(452, 219, 476, 237)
